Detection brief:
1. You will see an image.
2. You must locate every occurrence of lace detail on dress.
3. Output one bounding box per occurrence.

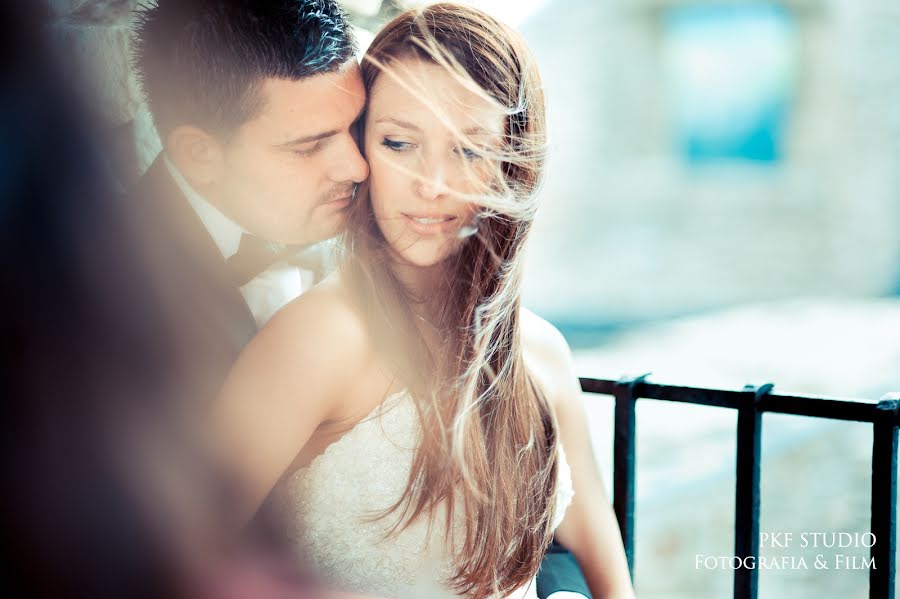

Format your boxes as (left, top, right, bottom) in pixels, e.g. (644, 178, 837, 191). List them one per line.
(552, 443, 575, 531)
(273, 391, 575, 599)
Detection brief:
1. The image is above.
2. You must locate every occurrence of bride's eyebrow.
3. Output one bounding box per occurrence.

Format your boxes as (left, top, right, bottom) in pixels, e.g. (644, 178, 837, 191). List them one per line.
(463, 126, 496, 136)
(375, 117, 495, 138)
(374, 116, 421, 131)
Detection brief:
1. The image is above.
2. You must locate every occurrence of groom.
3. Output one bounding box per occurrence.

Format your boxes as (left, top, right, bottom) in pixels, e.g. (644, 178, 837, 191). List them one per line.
(130, 0, 367, 402)
(129, 1, 589, 597)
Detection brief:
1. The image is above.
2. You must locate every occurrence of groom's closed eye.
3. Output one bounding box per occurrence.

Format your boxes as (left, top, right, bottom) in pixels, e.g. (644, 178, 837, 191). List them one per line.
(277, 129, 340, 158)
(283, 135, 341, 158)
(277, 140, 328, 159)
(279, 106, 366, 158)
(291, 142, 323, 158)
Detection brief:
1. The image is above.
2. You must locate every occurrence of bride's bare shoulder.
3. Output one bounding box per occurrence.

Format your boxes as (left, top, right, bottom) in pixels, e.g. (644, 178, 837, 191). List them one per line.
(273, 269, 360, 329)
(520, 307, 579, 408)
(244, 270, 374, 389)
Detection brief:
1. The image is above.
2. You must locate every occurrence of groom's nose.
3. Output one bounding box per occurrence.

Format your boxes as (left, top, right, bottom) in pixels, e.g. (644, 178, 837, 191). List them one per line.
(328, 135, 369, 183)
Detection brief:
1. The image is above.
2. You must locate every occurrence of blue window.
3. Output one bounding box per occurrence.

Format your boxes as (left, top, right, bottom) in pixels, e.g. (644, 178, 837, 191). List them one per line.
(663, 4, 796, 164)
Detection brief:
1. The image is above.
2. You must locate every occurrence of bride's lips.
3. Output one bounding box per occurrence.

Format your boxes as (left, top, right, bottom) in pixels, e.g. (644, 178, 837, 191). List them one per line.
(402, 213, 458, 235)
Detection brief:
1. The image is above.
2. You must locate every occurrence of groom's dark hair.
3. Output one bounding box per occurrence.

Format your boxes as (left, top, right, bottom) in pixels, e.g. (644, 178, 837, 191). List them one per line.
(132, 0, 356, 140)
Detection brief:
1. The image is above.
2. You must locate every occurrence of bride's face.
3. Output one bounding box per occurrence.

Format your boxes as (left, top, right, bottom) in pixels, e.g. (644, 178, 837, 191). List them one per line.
(364, 58, 504, 268)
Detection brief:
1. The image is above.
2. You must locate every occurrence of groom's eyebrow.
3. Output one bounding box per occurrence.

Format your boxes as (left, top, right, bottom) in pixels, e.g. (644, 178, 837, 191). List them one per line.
(277, 131, 338, 146)
(278, 106, 366, 147)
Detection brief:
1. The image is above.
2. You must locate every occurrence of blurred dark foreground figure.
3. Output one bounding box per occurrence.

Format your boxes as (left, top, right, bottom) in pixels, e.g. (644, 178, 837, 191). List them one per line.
(0, 5, 333, 598)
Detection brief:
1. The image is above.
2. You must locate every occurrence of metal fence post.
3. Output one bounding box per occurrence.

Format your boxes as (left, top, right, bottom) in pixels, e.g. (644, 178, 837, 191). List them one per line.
(734, 383, 771, 599)
(613, 374, 647, 581)
(871, 397, 899, 599)
(579, 377, 899, 597)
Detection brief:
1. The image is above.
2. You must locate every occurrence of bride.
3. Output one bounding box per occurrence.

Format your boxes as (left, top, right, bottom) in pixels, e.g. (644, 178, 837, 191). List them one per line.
(213, 4, 634, 598)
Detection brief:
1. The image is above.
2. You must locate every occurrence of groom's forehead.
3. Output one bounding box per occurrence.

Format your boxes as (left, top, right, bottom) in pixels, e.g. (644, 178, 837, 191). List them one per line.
(252, 65, 365, 138)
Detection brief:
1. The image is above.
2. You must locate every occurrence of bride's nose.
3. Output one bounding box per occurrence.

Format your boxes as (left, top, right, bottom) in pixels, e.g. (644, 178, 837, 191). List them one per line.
(415, 157, 449, 201)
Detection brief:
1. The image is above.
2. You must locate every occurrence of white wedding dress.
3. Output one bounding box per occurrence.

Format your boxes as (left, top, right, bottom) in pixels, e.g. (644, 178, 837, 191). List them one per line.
(272, 391, 574, 599)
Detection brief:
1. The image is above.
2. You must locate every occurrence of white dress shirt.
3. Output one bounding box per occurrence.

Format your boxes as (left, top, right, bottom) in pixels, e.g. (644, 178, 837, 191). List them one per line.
(163, 156, 312, 327)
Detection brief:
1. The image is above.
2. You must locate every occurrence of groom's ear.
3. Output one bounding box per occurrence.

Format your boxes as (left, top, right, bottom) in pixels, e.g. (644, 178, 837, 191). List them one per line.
(167, 126, 225, 188)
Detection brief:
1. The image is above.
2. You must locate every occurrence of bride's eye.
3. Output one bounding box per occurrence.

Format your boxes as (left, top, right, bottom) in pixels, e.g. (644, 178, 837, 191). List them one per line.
(455, 146, 483, 161)
(382, 138, 413, 152)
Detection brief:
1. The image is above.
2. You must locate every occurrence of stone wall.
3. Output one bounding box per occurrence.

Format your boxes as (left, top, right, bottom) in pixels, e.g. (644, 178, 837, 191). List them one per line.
(47, 0, 160, 184)
(520, 0, 900, 323)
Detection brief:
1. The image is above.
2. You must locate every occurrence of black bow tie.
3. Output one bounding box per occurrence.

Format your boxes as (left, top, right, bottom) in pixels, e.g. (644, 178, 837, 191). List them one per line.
(226, 234, 321, 287)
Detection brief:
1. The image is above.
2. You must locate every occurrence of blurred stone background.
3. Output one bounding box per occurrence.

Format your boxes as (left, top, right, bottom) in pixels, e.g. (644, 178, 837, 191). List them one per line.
(520, 0, 900, 329)
(43, 0, 900, 597)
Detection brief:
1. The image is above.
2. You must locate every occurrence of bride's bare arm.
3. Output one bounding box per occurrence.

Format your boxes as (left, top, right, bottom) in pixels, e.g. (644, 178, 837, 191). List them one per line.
(522, 310, 635, 599)
(211, 284, 371, 522)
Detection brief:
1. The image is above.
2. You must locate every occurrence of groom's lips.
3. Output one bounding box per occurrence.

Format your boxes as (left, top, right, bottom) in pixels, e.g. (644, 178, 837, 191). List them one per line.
(324, 195, 353, 209)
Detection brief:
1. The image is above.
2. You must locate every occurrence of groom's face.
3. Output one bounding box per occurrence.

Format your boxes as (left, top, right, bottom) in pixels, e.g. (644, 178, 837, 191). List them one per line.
(212, 63, 368, 245)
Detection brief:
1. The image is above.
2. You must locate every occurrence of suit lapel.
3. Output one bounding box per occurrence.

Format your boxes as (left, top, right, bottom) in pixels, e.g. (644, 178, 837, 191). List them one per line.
(133, 156, 258, 357)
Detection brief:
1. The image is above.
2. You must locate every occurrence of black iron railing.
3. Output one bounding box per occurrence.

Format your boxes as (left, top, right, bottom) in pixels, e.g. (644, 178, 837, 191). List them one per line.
(580, 376, 899, 599)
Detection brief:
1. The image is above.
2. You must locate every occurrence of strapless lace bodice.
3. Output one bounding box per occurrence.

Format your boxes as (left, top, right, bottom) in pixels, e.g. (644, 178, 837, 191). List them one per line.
(272, 392, 574, 599)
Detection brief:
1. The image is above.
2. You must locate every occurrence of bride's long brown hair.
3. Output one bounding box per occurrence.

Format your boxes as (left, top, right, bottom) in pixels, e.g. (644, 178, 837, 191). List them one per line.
(342, 4, 556, 597)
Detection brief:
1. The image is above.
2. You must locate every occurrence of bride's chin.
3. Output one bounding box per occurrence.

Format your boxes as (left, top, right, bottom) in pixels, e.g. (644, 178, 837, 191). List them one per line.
(386, 240, 463, 270)
(393, 253, 444, 269)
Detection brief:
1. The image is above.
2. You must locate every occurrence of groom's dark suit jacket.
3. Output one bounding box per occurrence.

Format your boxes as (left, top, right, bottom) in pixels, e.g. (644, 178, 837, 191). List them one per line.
(128, 153, 591, 599)
(128, 155, 258, 406)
